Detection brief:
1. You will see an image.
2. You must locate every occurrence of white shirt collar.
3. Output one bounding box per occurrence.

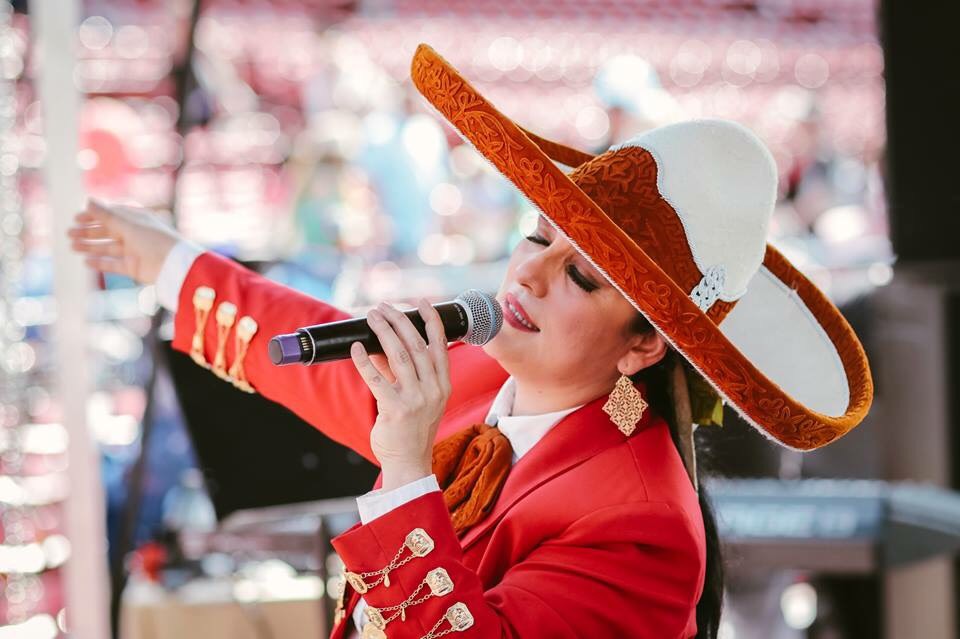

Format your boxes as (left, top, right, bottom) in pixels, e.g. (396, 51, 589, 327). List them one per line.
(484, 377, 584, 463)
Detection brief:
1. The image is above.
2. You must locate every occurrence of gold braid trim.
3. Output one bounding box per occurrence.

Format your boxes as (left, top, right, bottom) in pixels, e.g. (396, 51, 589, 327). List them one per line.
(211, 301, 237, 380)
(228, 316, 258, 393)
(190, 286, 215, 368)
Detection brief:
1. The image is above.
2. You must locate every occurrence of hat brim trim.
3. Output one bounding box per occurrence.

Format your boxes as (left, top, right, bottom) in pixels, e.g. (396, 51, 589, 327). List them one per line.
(411, 44, 873, 450)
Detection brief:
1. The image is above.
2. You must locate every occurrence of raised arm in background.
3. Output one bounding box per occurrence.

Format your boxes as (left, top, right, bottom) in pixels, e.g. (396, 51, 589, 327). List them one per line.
(68, 201, 508, 463)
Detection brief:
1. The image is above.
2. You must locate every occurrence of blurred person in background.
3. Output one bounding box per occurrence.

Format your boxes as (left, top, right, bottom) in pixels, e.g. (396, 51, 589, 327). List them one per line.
(68, 46, 872, 639)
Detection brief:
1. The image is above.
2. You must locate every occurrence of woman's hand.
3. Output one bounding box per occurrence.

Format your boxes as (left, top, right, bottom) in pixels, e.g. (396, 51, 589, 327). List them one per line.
(351, 299, 451, 490)
(67, 199, 184, 285)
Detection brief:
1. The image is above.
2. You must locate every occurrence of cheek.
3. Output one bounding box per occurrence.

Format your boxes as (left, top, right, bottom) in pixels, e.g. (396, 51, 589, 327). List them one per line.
(546, 301, 608, 349)
(548, 299, 631, 357)
(496, 251, 523, 295)
(540, 313, 618, 379)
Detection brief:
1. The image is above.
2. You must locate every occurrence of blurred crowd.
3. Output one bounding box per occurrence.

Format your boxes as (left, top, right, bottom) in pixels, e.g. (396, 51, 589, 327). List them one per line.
(12, 0, 890, 297)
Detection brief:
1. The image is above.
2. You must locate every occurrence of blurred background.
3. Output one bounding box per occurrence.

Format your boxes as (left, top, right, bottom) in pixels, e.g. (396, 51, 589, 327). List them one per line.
(1, 0, 958, 638)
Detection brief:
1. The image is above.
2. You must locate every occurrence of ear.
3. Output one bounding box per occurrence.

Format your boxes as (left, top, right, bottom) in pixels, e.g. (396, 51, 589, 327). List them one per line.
(618, 330, 668, 377)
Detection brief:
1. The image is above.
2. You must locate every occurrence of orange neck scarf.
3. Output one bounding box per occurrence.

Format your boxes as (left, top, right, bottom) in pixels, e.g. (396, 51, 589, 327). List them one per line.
(431, 423, 514, 536)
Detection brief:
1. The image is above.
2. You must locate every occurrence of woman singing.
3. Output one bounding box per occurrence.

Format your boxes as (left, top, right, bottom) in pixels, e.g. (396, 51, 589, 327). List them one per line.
(69, 45, 872, 639)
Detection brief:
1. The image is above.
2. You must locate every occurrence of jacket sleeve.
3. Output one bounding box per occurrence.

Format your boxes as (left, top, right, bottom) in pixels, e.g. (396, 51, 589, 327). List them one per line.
(331, 492, 703, 639)
(170, 251, 508, 464)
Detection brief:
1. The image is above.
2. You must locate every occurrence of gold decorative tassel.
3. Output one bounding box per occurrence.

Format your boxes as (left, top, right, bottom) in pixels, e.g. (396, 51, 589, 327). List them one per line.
(228, 316, 259, 393)
(190, 286, 216, 368)
(211, 301, 237, 380)
(685, 366, 724, 429)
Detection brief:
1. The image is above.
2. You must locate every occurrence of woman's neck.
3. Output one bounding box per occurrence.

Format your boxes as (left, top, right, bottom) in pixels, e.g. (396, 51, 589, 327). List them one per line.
(511, 376, 616, 416)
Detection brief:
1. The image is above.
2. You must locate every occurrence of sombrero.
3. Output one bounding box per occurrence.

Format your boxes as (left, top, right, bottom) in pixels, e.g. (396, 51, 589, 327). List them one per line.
(410, 44, 872, 450)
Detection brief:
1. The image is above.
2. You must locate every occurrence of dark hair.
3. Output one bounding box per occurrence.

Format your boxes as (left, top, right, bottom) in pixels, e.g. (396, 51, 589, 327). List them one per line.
(628, 314, 724, 639)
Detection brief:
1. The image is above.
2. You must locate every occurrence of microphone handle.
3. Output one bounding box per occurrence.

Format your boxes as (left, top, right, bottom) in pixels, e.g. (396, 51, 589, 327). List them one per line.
(300, 300, 469, 364)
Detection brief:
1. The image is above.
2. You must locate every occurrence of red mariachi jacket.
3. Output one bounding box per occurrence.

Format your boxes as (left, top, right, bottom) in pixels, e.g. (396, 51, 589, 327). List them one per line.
(172, 252, 706, 639)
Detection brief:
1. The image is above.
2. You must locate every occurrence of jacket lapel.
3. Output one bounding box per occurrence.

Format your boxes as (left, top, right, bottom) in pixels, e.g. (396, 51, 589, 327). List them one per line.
(459, 388, 653, 550)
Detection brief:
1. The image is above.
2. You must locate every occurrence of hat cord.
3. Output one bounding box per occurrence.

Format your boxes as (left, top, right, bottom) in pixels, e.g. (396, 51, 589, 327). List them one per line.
(690, 264, 726, 312)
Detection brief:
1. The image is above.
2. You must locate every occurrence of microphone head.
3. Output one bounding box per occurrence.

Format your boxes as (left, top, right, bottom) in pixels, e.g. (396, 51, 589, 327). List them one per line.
(455, 290, 503, 345)
(269, 332, 310, 365)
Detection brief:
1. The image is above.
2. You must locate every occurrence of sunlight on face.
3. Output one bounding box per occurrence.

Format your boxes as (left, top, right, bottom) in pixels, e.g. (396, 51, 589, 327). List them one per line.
(483, 216, 642, 391)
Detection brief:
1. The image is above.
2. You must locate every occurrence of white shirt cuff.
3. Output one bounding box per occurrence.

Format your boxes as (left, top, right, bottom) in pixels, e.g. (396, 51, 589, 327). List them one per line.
(356, 475, 441, 525)
(155, 240, 205, 312)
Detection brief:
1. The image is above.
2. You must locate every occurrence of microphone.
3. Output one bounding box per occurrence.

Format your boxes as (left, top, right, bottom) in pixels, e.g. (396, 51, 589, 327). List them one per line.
(268, 289, 503, 366)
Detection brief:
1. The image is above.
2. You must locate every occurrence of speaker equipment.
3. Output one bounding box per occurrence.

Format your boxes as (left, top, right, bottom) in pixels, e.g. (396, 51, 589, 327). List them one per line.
(880, 0, 960, 262)
(163, 342, 380, 520)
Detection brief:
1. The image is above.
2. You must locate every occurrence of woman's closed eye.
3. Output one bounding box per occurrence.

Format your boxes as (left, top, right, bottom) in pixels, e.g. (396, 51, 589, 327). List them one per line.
(524, 234, 599, 293)
(524, 233, 549, 247)
(566, 264, 599, 292)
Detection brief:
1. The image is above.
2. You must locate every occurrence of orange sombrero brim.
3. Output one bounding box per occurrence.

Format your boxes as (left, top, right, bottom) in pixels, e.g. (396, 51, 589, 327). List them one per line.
(410, 44, 873, 450)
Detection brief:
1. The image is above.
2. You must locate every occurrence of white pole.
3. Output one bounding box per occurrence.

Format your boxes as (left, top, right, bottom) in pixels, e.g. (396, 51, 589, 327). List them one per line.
(32, 1, 111, 637)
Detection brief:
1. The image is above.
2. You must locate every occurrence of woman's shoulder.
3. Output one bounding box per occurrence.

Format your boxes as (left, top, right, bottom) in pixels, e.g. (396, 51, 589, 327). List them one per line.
(559, 415, 704, 540)
(509, 424, 705, 562)
(622, 415, 699, 503)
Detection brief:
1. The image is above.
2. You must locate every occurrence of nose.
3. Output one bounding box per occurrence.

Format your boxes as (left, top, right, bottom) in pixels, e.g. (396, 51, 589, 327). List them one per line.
(512, 243, 564, 298)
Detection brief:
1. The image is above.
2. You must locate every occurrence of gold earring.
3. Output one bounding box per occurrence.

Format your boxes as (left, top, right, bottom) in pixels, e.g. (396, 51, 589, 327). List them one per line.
(603, 374, 649, 436)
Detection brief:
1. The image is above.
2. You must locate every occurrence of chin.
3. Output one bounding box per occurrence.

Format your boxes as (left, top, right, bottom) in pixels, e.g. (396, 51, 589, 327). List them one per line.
(481, 333, 517, 372)
(481, 334, 503, 360)
(483, 328, 540, 379)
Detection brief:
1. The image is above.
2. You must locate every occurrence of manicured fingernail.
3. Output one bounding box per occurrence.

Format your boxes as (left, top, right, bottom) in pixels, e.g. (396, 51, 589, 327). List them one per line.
(351, 342, 365, 356)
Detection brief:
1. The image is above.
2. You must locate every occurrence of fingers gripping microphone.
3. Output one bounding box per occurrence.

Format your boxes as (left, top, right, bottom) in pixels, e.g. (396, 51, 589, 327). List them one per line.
(268, 290, 503, 366)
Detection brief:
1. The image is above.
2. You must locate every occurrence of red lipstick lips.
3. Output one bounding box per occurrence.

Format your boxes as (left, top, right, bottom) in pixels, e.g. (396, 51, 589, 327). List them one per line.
(504, 293, 539, 332)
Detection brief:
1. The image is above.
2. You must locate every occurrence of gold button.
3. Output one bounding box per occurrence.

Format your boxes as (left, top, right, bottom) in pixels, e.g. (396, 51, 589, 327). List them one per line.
(426, 568, 454, 597)
(345, 571, 368, 594)
(364, 606, 386, 630)
(215, 301, 238, 325)
(236, 315, 258, 341)
(193, 286, 215, 311)
(405, 528, 435, 557)
(445, 603, 474, 632)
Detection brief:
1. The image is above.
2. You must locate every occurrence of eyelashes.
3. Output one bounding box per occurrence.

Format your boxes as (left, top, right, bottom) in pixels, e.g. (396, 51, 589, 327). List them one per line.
(523, 234, 599, 293)
(524, 234, 549, 247)
(566, 264, 599, 293)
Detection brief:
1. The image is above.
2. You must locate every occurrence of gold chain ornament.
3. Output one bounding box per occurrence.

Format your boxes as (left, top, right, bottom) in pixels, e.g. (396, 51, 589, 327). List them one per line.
(363, 567, 454, 634)
(190, 286, 216, 367)
(344, 528, 435, 592)
(334, 529, 436, 624)
(420, 603, 474, 639)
